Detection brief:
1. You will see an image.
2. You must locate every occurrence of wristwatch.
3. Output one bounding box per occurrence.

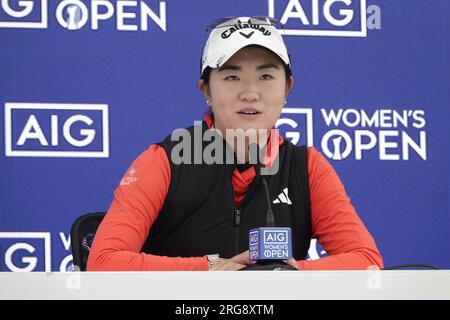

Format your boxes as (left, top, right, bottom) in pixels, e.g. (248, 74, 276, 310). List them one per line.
(205, 254, 220, 270)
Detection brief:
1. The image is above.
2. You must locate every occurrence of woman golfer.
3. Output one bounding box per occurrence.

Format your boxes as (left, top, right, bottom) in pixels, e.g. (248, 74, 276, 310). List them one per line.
(87, 16, 383, 271)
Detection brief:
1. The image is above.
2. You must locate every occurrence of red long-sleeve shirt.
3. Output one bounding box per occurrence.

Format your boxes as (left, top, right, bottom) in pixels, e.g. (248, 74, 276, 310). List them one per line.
(87, 116, 383, 271)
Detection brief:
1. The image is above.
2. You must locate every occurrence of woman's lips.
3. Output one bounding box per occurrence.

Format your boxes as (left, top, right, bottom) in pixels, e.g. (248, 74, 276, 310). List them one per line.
(237, 108, 262, 116)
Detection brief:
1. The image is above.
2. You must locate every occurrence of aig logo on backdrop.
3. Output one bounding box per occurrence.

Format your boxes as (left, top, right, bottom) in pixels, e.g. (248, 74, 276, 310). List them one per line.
(0, 0, 166, 31)
(276, 108, 314, 147)
(4, 102, 109, 158)
(0, 232, 51, 272)
(268, 0, 381, 37)
(0, 0, 47, 28)
(0, 232, 75, 272)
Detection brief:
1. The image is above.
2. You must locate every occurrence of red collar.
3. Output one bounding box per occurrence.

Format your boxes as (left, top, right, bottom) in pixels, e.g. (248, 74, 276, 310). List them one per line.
(203, 112, 283, 169)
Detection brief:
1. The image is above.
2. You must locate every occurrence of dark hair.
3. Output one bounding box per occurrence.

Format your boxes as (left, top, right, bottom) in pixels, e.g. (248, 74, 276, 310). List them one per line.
(200, 46, 293, 85)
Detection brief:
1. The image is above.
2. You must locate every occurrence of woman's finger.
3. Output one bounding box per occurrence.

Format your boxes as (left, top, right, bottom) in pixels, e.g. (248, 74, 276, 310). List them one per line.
(230, 250, 256, 265)
(283, 258, 299, 269)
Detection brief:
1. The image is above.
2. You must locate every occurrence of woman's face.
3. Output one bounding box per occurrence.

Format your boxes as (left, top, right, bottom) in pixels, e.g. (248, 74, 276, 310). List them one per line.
(199, 46, 294, 137)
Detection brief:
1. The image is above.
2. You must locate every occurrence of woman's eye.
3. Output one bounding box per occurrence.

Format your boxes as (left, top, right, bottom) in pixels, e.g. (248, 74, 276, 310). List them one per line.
(260, 74, 274, 80)
(225, 75, 239, 81)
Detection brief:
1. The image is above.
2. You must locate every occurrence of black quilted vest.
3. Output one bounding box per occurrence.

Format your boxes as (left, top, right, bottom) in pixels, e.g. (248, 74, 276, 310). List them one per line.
(141, 121, 311, 259)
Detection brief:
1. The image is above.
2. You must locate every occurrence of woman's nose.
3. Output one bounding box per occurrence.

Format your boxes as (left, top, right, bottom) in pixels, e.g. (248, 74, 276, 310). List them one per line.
(239, 85, 260, 102)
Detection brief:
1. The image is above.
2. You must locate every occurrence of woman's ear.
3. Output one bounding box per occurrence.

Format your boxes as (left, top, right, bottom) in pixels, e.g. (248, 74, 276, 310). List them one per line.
(285, 75, 294, 97)
(198, 79, 208, 98)
(198, 79, 211, 106)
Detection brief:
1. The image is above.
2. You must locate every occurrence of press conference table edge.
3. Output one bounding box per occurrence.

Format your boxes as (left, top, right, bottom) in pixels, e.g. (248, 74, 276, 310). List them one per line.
(0, 270, 449, 300)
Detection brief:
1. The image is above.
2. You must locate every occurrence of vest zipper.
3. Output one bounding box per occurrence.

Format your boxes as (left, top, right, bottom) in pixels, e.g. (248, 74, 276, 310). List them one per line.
(234, 207, 241, 254)
(232, 180, 240, 255)
(234, 208, 241, 226)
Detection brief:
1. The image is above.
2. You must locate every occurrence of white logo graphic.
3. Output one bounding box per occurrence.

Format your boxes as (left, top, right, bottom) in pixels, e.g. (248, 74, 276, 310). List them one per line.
(273, 187, 292, 205)
(321, 130, 352, 160)
(268, 0, 376, 37)
(277, 107, 426, 161)
(277, 108, 314, 146)
(1, 0, 167, 31)
(0, 0, 48, 28)
(0, 232, 51, 272)
(120, 167, 139, 185)
(56, 1, 88, 30)
(320, 108, 427, 161)
(263, 230, 289, 244)
(4, 102, 110, 158)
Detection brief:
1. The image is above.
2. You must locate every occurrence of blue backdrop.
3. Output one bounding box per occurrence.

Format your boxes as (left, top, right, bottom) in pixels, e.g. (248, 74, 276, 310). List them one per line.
(0, 0, 448, 271)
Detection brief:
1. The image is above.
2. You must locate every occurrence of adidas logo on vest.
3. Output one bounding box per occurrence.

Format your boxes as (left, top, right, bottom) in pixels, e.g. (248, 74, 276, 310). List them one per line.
(273, 187, 292, 205)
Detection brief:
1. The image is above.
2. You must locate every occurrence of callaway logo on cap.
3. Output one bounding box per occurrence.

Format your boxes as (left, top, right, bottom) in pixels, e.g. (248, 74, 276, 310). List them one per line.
(201, 16, 291, 76)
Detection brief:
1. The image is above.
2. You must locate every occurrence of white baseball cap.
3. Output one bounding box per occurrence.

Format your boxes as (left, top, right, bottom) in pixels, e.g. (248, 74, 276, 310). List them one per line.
(200, 16, 291, 76)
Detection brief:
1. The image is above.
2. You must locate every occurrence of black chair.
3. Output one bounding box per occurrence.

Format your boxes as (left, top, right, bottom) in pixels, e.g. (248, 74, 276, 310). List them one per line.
(70, 212, 106, 271)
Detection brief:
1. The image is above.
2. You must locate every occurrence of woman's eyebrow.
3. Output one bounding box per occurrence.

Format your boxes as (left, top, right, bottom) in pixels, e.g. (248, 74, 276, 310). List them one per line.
(217, 65, 241, 72)
(217, 63, 280, 72)
(256, 63, 280, 71)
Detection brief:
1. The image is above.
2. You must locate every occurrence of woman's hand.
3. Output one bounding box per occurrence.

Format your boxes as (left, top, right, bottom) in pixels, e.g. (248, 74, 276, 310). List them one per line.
(209, 251, 299, 270)
(283, 258, 299, 270)
(210, 250, 256, 271)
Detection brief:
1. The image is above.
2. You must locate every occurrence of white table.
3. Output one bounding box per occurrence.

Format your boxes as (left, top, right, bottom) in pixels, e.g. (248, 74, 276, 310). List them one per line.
(0, 271, 449, 300)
